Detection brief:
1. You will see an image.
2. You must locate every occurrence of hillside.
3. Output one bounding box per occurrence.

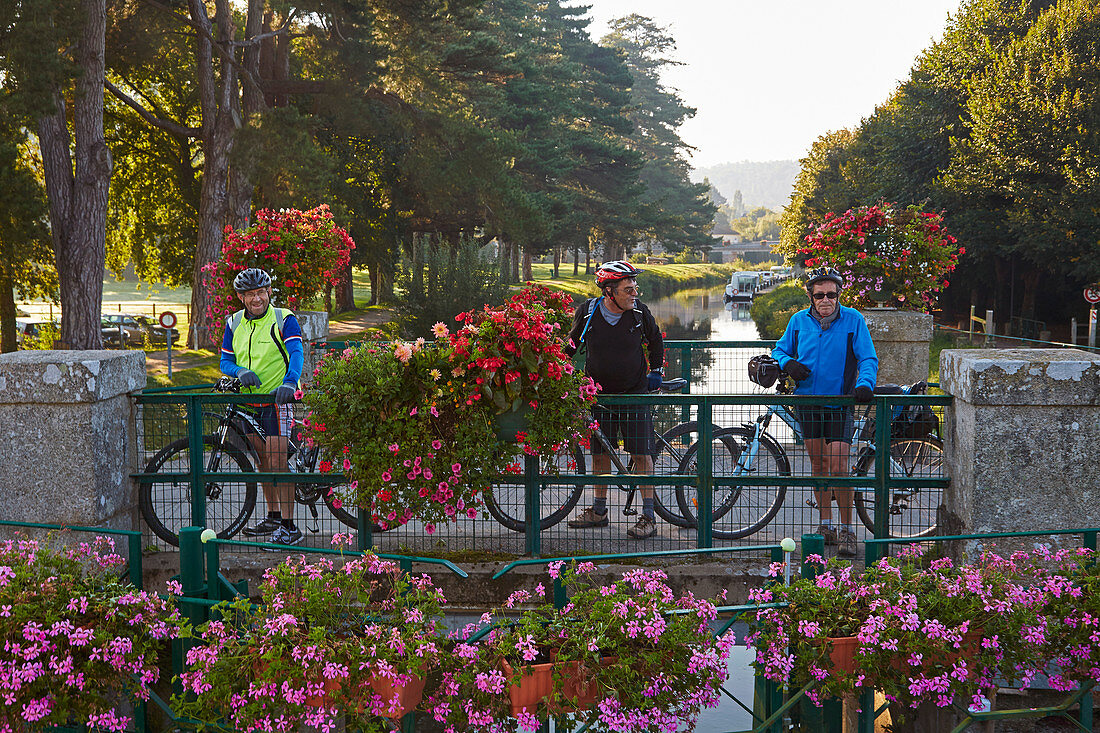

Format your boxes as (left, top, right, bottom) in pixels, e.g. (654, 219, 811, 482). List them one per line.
(692, 160, 799, 210)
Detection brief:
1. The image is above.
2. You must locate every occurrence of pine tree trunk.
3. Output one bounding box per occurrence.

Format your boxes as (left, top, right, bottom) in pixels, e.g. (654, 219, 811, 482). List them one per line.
(553, 246, 561, 278)
(522, 248, 532, 281)
(573, 246, 579, 276)
(37, 0, 111, 350)
(0, 248, 17, 353)
(188, 0, 240, 349)
(499, 238, 511, 283)
(334, 261, 354, 311)
(511, 241, 520, 282)
(1020, 269, 1040, 321)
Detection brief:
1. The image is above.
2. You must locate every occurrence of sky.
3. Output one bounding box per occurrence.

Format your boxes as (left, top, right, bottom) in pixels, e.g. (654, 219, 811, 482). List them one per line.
(573, 0, 963, 169)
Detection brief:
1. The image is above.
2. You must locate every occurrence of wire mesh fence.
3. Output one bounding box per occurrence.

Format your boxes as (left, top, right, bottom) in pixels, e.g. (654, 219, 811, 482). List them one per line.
(135, 342, 950, 560)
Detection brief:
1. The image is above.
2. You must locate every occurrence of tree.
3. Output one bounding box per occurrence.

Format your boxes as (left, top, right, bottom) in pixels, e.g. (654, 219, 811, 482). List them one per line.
(601, 15, 715, 254)
(941, 0, 1100, 318)
(0, 119, 56, 353)
(1, 0, 111, 349)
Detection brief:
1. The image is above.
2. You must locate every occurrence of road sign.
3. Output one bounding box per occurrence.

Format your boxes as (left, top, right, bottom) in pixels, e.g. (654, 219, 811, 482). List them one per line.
(1085, 287, 1100, 304)
(159, 311, 177, 329)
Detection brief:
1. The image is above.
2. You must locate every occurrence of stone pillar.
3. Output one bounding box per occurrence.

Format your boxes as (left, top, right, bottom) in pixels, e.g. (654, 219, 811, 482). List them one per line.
(294, 310, 329, 387)
(0, 350, 146, 535)
(861, 309, 933, 386)
(939, 348, 1100, 553)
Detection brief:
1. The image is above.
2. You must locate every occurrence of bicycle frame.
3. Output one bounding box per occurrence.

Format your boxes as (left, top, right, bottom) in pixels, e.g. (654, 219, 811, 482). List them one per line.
(588, 426, 680, 515)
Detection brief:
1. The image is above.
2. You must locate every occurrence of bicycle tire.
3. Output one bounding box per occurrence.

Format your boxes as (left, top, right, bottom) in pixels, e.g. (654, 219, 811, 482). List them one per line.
(140, 435, 258, 547)
(484, 444, 586, 532)
(651, 422, 729, 528)
(675, 426, 789, 540)
(296, 447, 388, 534)
(853, 437, 944, 539)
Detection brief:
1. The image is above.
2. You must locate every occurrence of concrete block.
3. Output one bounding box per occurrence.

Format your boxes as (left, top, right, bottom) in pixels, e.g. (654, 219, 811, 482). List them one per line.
(0, 350, 145, 536)
(940, 348, 1100, 405)
(939, 348, 1100, 556)
(861, 310, 932, 386)
(295, 310, 328, 387)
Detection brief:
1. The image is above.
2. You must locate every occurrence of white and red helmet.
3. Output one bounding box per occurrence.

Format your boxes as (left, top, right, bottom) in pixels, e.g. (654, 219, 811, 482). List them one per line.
(595, 260, 641, 287)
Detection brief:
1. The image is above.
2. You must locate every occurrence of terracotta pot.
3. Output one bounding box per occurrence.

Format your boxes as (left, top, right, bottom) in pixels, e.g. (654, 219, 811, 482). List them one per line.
(822, 635, 861, 675)
(501, 659, 555, 715)
(304, 676, 342, 708)
(556, 657, 617, 712)
(501, 656, 616, 715)
(368, 673, 426, 719)
(889, 629, 984, 678)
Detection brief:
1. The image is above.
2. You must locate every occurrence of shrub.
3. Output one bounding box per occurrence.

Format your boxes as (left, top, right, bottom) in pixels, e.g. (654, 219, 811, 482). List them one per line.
(396, 238, 506, 339)
(750, 281, 806, 339)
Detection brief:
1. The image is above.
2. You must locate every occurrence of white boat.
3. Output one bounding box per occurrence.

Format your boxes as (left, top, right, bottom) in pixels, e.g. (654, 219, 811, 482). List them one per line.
(724, 271, 760, 301)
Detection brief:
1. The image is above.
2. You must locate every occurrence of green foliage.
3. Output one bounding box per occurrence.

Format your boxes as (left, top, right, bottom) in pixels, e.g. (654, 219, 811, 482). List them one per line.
(304, 285, 595, 530)
(750, 281, 806, 340)
(396, 238, 506, 338)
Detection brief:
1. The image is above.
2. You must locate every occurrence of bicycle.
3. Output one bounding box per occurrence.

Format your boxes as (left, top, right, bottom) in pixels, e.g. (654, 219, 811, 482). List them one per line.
(483, 378, 739, 532)
(140, 377, 365, 546)
(674, 378, 945, 539)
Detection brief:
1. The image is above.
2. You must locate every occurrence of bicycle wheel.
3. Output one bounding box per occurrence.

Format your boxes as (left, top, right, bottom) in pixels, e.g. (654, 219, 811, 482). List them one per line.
(294, 444, 389, 530)
(484, 444, 586, 532)
(140, 436, 258, 547)
(675, 427, 789, 540)
(651, 422, 728, 528)
(853, 437, 944, 538)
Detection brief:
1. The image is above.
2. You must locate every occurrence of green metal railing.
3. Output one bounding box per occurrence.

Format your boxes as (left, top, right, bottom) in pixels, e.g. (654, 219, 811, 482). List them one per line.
(134, 384, 950, 556)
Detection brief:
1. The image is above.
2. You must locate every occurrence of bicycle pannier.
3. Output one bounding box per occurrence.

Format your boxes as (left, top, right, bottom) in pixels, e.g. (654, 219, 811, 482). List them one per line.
(891, 404, 939, 439)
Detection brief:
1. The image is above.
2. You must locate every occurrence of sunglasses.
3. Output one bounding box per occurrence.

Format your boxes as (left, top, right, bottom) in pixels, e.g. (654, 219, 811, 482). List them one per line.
(812, 291, 839, 301)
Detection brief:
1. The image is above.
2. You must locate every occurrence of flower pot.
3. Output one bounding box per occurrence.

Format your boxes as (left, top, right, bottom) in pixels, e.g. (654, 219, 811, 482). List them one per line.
(368, 672, 426, 719)
(500, 659, 555, 715)
(493, 404, 532, 442)
(304, 676, 342, 708)
(823, 635, 861, 675)
(501, 657, 616, 715)
(556, 657, 616, 712)
(889, 629, 984, 679)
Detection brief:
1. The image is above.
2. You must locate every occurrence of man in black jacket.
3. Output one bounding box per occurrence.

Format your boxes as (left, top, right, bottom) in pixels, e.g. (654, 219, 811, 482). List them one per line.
(563, 261, 664, 539)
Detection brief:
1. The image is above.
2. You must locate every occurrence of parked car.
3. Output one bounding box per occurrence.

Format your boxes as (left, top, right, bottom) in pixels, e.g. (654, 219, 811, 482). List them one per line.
(16, 319, 53, 347)
(101, 314, 145, 347)
(101, 313, 182, 347)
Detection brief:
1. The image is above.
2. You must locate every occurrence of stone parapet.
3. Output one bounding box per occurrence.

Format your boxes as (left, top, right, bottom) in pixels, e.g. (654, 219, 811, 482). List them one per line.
(0, 350, 145, 535)
(939, 348, 1100, 552)
(295, 310, 328, 387)
(861, 309, 932, 386)
(0, 349, 145, 403)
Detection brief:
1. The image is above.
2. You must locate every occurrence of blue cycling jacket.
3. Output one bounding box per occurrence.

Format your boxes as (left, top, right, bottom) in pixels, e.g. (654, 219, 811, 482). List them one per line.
(772, 305, 878, 399)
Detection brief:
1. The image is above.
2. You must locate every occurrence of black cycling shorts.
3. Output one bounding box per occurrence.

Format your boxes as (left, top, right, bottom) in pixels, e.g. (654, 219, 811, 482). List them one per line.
(796, 406, 854, 444)
(251, 404, 295, 439)
(590, 403, 655, 457)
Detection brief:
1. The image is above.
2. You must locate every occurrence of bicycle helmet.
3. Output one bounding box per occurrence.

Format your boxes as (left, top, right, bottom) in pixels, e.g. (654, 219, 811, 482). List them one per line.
(747, 355, 782, 388)
(804, 266, 844, 290)
(233, 267, 274, 292)
(595, 260, 642, 287)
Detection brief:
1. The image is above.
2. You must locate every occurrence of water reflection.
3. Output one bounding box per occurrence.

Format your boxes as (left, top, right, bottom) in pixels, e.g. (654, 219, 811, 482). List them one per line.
(645, 288, 760, 341)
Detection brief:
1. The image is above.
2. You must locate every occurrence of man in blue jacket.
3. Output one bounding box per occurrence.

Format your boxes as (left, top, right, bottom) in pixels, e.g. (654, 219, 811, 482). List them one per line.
(771, 267, 878, 557)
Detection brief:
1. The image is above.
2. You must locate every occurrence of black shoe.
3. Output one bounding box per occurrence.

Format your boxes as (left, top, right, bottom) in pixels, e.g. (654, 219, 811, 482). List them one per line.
(243, 516, 281, 536)
(263, 525, 304, 550)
